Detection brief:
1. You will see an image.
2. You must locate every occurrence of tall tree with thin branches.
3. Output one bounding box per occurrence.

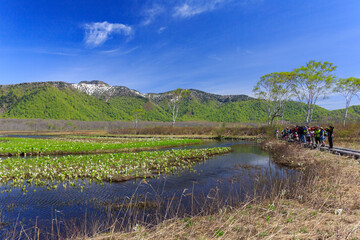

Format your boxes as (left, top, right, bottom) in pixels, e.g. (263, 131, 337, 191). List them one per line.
(334, 77, 360, 126)
(167, 88, 190, 127)
(292, 60, 337, 124)
(253, 72, 293, 125)
(131, 108, 145, 129)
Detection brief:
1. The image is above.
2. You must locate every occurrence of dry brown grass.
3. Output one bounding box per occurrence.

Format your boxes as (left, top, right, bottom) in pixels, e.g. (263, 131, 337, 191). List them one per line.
(0, 126, 266, 140)
(85, 141, 360, 240)
(334, 140, 360, 151)
(109, 126, 267, 138)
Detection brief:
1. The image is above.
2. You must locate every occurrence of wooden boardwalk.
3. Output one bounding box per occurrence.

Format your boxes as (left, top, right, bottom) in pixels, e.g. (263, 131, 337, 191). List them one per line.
(287, 139, 360, 160)
(319, 146, 360, 159)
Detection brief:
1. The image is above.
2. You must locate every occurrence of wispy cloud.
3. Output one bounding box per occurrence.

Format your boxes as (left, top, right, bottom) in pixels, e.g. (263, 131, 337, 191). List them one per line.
(142, 5, 165, 26)
(173, 0, 229, 18)
(1, 47, 80, 56)
(83, 21, 133, 47)
(100, 46, 140, 55)
(208, 54, 223, 61)
(236, 47, 254, 55)
(158, 27, 167, 34)
(31, 49, 79, 56)
(140, 0, 233, 26)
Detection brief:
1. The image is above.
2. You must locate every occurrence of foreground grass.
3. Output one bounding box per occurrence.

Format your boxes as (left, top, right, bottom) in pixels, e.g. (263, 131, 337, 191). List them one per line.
(0, 137, 203, 156)
(0, 147, 232, 191)
(88, 141, 360, 240)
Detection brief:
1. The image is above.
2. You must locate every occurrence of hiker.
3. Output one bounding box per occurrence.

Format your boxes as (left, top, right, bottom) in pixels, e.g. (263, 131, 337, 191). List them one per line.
(275, 129, 279, 139)
(292, 128, 298, 141)
(314, 126, 321, 147)
(305, 126, 311, 144)
(298, 126, 305, 144)
(281, 125, 334, 150)
(320, 127, 326, 147)
(326, 126, 334, 149)
(309, 127, 315, 146)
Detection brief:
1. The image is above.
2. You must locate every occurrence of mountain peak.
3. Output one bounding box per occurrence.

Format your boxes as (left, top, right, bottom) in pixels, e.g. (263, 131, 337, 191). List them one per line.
(72, 81, 113, 96)
(78, 80, 110, 86)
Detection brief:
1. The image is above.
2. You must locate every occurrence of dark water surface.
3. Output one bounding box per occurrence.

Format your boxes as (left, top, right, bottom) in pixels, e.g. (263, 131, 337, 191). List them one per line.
(0, 141, 295, 238)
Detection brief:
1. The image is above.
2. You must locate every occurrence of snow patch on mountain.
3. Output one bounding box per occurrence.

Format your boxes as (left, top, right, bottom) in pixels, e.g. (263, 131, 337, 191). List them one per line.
(72, 82, 113, 96)
(131, 89, 146, 97)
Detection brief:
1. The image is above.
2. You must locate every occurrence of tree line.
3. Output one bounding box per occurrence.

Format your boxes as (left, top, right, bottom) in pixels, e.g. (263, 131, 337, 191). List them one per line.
(253, 60, 360, 126)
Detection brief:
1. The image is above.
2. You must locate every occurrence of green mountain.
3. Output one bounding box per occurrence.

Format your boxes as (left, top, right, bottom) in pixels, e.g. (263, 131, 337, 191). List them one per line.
(0, 81, 358, 124)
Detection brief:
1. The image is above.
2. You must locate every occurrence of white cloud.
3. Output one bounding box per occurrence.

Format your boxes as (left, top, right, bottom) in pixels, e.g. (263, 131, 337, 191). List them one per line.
(142, 5, 164, 26)
(100, 46, 140, 55)
(173, 0, 228, 18)
(28, 48, 79, 56)
(83, 21, 133, 47)
(158, 27, 167, 34)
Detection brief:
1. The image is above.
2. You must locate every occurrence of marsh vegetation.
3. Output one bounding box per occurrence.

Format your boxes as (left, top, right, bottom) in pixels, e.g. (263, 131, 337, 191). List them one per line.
(0, 146, 231, 190)
(0, 136, 203, 156)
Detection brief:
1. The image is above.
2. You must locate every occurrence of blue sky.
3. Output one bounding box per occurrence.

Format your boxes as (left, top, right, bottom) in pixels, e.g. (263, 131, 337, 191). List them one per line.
(1, 0, 360, 110)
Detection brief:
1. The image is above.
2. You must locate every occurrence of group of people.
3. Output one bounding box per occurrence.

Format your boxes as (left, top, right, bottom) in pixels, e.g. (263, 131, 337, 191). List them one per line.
(276, 125, 334, 149)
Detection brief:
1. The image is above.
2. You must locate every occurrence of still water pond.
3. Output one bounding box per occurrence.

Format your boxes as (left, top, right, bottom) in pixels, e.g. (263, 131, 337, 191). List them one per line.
(0, 141, 295, 237)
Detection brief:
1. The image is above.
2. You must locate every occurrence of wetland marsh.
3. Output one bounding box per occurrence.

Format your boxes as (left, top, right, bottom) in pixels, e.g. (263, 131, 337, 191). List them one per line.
(0, 137, 295, 239)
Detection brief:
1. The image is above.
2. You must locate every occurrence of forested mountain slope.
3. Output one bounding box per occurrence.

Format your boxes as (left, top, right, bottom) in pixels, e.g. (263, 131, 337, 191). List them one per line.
(0, 81, 358, 123)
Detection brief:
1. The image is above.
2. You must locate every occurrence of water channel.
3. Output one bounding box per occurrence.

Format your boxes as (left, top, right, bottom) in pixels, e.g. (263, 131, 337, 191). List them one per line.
(0, 140, 296, 238)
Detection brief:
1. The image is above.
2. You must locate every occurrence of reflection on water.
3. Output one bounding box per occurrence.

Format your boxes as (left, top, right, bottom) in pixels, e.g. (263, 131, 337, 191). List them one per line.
(0, 141, 296, 237)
